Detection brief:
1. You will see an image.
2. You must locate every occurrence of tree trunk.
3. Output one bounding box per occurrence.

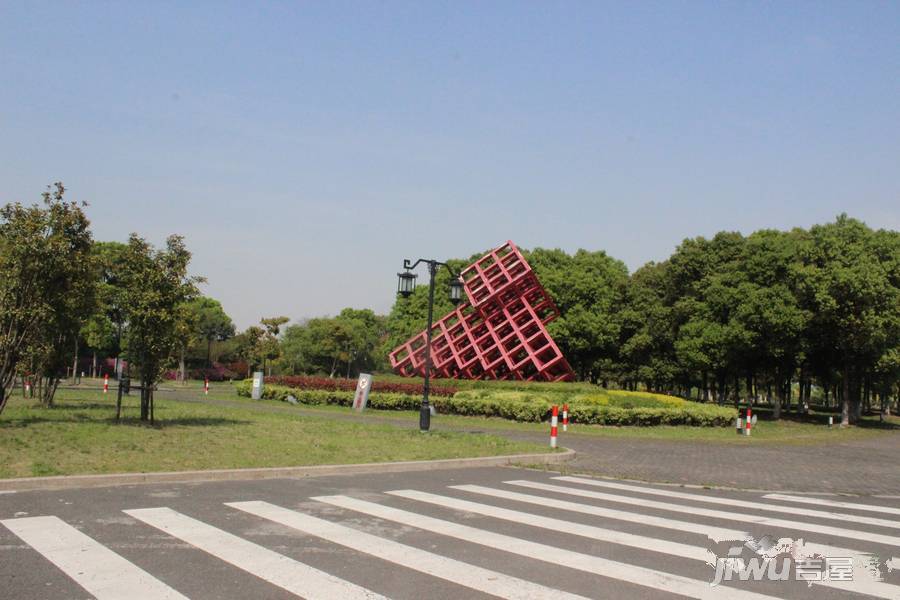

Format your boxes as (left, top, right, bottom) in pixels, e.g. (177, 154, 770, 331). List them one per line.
(207, 338, 212, 368)
(179, 344, 186, 385)
(72, 339, 79, 384)
(840, 365, 850, 427)
(140, 378, 150, 421)
(0, 386, 7, 416)
(852, 378, 863, 424)
(884, 385, 892, 418)
(797, 367, 806, 414)
(863, 376, 871, 415)
(716, 373, 726, 406)
(41, 377, 60, 408)
(732, 375, 740, 410)
(773, 375, 783, 420)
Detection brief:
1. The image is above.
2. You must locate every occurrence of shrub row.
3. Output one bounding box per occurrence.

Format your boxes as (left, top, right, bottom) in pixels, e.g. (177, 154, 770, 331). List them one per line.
(452, 389, 689, 410)
(164, 365, 239, 382)
(265, 375, 457, 397)
(236, 381, 736, 426)
(374, 373, 600, 394)
(235, 380, 422, 410)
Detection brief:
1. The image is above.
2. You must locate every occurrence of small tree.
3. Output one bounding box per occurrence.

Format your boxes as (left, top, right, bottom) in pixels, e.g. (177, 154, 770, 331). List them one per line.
(0, 183, 95, 415)
(259, 316, 288, 375)
(120, 234, 200, 422)
(188, 297, 235, 367)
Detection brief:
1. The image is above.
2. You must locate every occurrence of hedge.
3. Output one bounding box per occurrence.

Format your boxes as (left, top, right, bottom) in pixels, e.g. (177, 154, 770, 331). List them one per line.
(236, 380, 736, 427)
(264, 375, 457, 397)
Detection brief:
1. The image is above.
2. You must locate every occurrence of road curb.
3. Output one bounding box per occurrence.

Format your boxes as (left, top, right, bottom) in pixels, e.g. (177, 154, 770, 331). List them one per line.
(0, 448, 576, 492)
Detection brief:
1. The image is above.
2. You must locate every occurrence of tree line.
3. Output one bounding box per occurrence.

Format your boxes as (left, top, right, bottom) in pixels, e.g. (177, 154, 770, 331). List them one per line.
(328, 215, 899, 426)
(0, 184, 201, 420)
(3, 185, 896, 427)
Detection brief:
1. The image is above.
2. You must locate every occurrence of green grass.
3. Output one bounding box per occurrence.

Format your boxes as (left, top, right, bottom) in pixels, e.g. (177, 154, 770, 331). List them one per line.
(219, 381, 897, 445)
(0, 385, 546, 479)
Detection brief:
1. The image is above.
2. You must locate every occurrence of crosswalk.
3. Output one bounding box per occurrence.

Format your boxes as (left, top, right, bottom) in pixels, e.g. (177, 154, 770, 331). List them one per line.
(2, 472, 899, 600)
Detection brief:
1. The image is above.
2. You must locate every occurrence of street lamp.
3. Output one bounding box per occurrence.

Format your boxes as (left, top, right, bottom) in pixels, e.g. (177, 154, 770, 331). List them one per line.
(396, 258, 464, 432)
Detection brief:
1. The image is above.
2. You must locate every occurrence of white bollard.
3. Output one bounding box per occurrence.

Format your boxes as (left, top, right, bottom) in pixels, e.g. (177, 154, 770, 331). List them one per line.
(550, 405, 559, 448)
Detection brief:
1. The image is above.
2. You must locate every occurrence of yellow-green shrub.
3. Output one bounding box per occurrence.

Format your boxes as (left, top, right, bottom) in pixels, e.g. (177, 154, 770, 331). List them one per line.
(236, 380, 735, 426)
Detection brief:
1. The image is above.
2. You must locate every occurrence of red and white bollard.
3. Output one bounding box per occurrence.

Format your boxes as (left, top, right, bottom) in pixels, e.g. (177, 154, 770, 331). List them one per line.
(550, 405, 559, 448)
(562, 403, 569, 432)
(744, 407, 752, 436)
(103, 374, 109, 394)
(204, 378, 209, 395)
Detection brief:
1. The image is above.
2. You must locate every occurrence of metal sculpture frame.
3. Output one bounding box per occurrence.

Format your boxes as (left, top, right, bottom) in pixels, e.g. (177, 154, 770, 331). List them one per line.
(389, 241, 575, 381)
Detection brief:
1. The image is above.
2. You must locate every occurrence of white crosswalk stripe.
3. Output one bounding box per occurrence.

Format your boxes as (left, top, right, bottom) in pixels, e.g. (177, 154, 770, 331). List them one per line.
(4, 474, 899, 600)
(388, 489, 900, 600)
(505, 479, 900, 548)
(124, 507, 386, 600)
(315, 493, 781, 600)
(227, 499, 592, 600)
(451, 484, 892, 573)
(388, 488, 709, 561)
(554, 476, 900, 530)
(762, 493, 900, 516)
(1, 515, 188, 600)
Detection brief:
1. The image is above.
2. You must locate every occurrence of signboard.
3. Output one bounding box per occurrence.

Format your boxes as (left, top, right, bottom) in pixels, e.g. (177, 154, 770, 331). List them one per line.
(352, 373, 373, 412)
(251, 371, 264, 400)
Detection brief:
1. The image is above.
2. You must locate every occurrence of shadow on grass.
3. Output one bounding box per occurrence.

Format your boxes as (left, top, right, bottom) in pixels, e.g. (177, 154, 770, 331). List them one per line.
(0, 413, 250, 429)
(109, 416, 252, 429)
(744, 405, 900, 430)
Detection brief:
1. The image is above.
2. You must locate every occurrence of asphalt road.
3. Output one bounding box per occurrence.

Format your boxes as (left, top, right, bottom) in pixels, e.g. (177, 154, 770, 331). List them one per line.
(2, 466, 898, 599)
(170, 393, 900, 495)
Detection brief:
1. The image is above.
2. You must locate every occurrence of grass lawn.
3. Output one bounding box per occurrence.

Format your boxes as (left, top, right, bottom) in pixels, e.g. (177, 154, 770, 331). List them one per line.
(0, 384, 546, 479)
(216, 382, 898, 446)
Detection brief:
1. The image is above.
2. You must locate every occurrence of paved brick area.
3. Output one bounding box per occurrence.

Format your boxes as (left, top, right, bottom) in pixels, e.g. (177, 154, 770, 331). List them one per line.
(550, 433, 900, 495)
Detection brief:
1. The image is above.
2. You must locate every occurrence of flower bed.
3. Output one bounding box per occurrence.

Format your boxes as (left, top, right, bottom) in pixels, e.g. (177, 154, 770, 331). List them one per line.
(236, 380, 736, 427)
(265, 375, 458, 397)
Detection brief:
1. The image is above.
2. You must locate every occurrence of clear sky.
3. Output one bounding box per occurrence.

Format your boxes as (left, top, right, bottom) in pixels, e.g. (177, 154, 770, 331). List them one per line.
(2, 1, 898, 329)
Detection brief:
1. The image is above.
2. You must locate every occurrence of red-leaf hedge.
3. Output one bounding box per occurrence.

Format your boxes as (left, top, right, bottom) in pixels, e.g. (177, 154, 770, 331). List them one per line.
(265, 375, 458, 397)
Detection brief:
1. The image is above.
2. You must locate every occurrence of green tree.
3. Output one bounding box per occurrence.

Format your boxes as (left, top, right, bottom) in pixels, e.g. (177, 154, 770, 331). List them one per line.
(187, 297, 235, 367)
(233, 326, 264, 377)
(0, 183, 95, 414)
(797, 216, 900, 425)
(281, 308, 386, 377)
(527, 248, 629, 381)
(89, 241, 129, 374)
(119, 234, 200, 421)
(259, 316, 289, 375)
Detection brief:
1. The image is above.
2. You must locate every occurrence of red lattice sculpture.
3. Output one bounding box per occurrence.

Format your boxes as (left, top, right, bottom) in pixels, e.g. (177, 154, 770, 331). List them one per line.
(389, 241, 575, 381)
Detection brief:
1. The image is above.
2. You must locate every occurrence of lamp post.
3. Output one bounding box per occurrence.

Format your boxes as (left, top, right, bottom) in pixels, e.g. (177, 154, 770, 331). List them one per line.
(397, 258, 463, 431)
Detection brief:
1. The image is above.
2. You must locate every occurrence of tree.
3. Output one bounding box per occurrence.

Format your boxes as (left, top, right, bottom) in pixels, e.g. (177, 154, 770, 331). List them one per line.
(119, 234, 200, 421)
(526, 248, 629, 382)
(89, 241, 129, 375)
(81, 313, 116, 378)
(280, 308, 386, 377)
(381, 258, 468, 360)
(259, 316, 288, 375)
(797, 216, 900, 425)
(233, 326, 264, 377)
(0, 183, 95, 415)
(187, 297, 235, 367)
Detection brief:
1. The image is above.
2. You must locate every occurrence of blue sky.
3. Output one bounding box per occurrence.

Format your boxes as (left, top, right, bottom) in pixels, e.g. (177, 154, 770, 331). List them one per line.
(2, 1, 898, 328)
